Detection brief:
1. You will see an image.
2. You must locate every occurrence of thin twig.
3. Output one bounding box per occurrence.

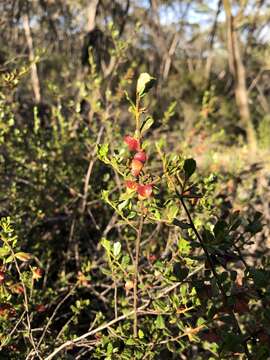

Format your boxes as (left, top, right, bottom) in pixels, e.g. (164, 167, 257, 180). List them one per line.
(44, 262, 203, 360)
(1, 238, 41, 359)
(37, 284, 77, 349)
(133, 211, 144, 337)
(0, 310, 26, 349)
(44, 301, 151, 360)
(81, 126, 104, 214)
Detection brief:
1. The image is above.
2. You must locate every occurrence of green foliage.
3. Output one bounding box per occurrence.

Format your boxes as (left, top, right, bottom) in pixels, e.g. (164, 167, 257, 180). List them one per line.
(0, 4, 270, 357)
(183, 158, 197, 180)
(136, 73, 156, 98)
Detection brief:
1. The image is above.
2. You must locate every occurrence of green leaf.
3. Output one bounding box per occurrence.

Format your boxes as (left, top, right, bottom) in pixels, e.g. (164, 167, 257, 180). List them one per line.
(113, 242, 121, 257)
(126, 338, 136, 345)
(15, 252, 32, 262)
(140, 116, 154, 135)
(183, 158, 196, 179)
(165, 204, 179, 222)
(138, 329, 144, 339)
(106, 342, 113, 355)
(97, 143, 109, 163)
(100, 268, 111, 276)
(136, 73, 155, 97)
(163, 100, 177, 124)
(121, 255, 130, 267)
(127, 211, 137, 219)
(197, 317, 206, 326)
(101, 238, 111, 253)
(118, 199, 129, 211)
(5, 255, 13, 264)
(0, 247, 10, 257)
(177, 238, 191, 255)
(101, 190, 109, 202)
(155, 315, 165, 329)
(153, 299, 168, 312)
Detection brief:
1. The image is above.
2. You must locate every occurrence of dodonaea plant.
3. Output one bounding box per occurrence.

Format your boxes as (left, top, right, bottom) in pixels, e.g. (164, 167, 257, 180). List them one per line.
(98, 73, 156, 337)
(97, 73, 265, 359)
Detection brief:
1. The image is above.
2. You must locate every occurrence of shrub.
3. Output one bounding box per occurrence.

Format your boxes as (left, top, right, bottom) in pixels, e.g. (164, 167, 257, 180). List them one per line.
(1, 70, 269, 360)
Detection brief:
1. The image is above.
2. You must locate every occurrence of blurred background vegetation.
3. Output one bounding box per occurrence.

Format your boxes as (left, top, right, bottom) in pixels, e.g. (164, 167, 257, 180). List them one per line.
(0, 0, 270, 359)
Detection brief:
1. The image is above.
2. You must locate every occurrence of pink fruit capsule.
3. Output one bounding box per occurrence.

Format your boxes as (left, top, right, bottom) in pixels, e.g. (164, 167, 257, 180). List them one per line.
(125, 180, 138, 191)
(124, 135, 140, 152)
(134, 151, 147, 163)
(131, 159, 144, 177)
(137, 184, 152, 198)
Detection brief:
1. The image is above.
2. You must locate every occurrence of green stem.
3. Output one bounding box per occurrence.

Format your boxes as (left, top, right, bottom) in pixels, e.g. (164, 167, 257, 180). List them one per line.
(133, 211, 144, 337)
(135, 96, 141, 139)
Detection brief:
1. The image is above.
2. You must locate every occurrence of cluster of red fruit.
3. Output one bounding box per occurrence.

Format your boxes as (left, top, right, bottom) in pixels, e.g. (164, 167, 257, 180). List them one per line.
(124, 135, 152, 198)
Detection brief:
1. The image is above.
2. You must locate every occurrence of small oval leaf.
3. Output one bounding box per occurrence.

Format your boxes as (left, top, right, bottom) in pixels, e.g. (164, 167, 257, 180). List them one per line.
(15, 252, 32, 262)
(136, 73, 156, 97)
(183, 158, 196, 179)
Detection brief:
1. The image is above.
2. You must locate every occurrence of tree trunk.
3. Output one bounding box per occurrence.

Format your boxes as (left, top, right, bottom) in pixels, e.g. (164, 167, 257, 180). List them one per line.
(223, 0, 257, 152)
(22, 13, 41, 103)
(86, 0, 99, 32)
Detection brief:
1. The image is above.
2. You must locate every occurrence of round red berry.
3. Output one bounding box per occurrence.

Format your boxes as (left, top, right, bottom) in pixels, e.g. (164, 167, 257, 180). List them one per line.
(124, 135, 140, 152)
(134, 151, 147, 163)
(131, 159, 144, 177)
(125, 180, 138, 191)
(137, 184, 153, 198)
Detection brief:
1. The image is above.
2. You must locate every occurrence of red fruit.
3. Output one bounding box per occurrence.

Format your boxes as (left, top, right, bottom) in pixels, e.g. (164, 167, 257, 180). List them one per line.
(125, 180, 138, 191)
(131, 159, 144, 177)
(134, 151, 147, 163)
(137, 184, 152, 198)
(124, 136, 140, 152)
(35, 304, 46, 313)
(0, 271, 5, 285)
(148, 254, 157, 262)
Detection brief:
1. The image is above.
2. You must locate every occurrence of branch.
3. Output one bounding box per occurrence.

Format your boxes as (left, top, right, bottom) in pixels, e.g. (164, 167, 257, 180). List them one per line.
(22, 13, 41, 103)
(44, 301, 150, 360)
(133, 212, 144, 337)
